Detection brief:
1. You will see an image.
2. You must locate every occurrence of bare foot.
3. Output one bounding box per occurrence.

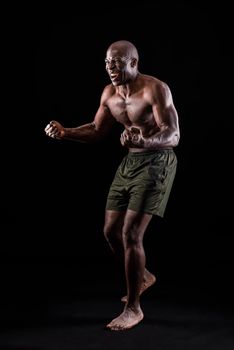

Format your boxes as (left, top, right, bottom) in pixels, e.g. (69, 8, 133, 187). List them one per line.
(106, 306, 144, 331)
(121, 271, 156, 303)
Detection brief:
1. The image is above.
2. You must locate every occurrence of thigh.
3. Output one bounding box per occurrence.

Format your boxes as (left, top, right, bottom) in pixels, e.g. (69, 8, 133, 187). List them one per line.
(123, 209, 153, 241)
(104, 210, 126, 232)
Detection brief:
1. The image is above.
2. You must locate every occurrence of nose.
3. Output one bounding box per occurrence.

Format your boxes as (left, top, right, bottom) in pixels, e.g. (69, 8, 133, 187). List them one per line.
(106, 60, 116, 70)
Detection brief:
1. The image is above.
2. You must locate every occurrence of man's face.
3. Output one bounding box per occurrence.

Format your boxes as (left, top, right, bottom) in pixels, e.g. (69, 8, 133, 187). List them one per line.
(105, 48, 131, 86)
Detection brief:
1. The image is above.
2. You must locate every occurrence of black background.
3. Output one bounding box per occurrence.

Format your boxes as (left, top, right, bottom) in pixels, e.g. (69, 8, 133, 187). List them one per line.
(1, 2, 233, 305)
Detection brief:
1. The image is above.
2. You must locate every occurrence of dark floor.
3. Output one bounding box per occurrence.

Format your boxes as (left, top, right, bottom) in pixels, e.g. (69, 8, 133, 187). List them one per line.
(0, 235, 233, 350)
(0, 281, 233, 350)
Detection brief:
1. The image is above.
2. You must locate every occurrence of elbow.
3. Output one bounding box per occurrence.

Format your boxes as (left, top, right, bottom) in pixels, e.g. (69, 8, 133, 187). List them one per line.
(171, 132, 180, 147)
(88, 123, 104, 143)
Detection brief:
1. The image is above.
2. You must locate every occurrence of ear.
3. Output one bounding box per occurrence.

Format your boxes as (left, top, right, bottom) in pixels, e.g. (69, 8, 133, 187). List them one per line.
(130, 58, 138, 68)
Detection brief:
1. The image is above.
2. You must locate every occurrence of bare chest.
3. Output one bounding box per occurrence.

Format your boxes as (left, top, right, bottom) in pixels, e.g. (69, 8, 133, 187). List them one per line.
(107, 95, 152, 125)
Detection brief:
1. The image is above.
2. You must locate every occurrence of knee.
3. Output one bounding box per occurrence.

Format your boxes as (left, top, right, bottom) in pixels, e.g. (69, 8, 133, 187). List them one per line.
(103, 223, 111, 240)
(103, 222, 116, 241)
(122, 226, 142, 247)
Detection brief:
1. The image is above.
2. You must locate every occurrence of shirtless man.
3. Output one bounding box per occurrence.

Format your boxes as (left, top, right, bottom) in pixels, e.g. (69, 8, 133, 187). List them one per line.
(44, 40, 180, 331)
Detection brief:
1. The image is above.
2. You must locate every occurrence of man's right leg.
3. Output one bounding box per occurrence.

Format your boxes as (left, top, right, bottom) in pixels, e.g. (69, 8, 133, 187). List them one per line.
(103, 210, 125, 261)
(103, 210, 156, 301)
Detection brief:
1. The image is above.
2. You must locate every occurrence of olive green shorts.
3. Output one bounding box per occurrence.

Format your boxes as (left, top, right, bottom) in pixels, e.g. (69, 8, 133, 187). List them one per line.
(105, 149, 177, 217)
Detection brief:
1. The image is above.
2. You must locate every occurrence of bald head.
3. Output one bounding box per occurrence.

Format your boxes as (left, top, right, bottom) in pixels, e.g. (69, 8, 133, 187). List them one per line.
(107, 40, 139, 61)
(105, 40, 139, 86)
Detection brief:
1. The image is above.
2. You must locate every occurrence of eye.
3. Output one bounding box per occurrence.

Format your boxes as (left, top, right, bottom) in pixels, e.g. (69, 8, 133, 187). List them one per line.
(105, 58, 123, 65)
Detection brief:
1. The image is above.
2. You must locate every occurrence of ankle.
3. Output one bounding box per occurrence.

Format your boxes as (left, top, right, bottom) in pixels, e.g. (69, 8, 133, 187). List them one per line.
(125, 303, 141, 312)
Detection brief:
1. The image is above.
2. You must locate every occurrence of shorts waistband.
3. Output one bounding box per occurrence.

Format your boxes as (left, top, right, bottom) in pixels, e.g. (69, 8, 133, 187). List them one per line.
(127, 148, 173, 157)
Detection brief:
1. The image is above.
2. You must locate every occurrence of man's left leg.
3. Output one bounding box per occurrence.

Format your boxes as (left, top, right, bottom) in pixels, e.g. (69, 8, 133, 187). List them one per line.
(106, 209, 153, 331)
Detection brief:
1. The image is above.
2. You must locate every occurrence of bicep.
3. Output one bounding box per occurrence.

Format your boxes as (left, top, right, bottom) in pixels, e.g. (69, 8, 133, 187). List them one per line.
(153, 103, 179, 131)
(93, 104, 115, 134)
(152, 84, 179, 133)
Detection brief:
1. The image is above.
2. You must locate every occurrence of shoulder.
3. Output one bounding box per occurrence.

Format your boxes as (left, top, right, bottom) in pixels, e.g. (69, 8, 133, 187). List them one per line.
(141, 74, 172, 104)
(100, 84, 115, 104)
(141, 74, 169, 93)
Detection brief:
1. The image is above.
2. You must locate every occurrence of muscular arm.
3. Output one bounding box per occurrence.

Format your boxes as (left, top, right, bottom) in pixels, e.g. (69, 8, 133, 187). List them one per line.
(62, 104, 114, 143)
(45, 86, 115, 143)
(144, 82, 180, 149)
(121, 82, 180, 150)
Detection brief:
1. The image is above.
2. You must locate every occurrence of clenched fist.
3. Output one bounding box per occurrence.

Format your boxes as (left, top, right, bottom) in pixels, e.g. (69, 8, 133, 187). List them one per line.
(44, 120, 65, 139)
(120, 126, 145, 148)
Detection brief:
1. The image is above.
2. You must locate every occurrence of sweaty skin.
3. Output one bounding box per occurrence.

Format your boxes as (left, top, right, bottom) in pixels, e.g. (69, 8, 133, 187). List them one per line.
(45, 40, 180, 331)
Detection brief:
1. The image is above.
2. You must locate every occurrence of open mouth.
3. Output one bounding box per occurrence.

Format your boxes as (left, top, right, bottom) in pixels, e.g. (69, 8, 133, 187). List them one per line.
(110, 73, 119, 81)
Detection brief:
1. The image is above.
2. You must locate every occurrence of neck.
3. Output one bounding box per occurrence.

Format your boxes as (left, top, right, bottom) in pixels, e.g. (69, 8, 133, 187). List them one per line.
(117, 72, 139, 97)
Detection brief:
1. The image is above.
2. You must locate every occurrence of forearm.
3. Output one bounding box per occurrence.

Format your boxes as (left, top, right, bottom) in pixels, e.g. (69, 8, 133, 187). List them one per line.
(63, 122, 102, 143)
(143, 129, 180, 149)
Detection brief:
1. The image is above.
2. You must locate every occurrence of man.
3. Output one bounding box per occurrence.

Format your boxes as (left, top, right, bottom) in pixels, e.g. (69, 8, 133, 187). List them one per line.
(44, 40, 180, 331)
